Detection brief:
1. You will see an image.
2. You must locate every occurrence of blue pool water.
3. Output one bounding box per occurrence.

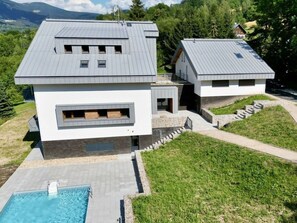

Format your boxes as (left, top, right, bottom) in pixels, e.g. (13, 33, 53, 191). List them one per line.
(0, 186, 90, 223)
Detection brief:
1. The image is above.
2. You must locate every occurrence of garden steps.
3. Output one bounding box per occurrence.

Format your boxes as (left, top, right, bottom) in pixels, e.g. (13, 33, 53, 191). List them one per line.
(142, 127, 187, 151)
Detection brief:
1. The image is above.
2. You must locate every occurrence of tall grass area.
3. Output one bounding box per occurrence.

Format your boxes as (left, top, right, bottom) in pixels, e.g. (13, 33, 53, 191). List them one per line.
(222, 106, 297, 151)
(133, 132, 297, 222)
(0, 102, 39, 186)
(210, 94, 272, 115)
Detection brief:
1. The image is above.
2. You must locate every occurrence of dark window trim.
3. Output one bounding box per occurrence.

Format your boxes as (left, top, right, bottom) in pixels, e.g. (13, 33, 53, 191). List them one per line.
(212, 80, 229, 87)
(115, 45, 122, 54)
(98, 45, 106, 54)
(239, 79, 255, 86)
(56, 103, 135, 129)
(81, 45, 89, 54)
(80, 60, 89, 68)
(64, 45, 72, 54)
(98, 60, 106, 68)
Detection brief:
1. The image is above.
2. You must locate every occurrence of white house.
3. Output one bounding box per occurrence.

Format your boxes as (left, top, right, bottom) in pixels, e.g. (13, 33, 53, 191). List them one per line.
(171, 39, 275, 110)
(15, 19, 159, 158)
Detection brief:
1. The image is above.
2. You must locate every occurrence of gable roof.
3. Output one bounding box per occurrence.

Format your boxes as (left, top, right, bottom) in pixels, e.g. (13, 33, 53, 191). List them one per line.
(15, 19, 159, 85)
(172, 39, 274, 81)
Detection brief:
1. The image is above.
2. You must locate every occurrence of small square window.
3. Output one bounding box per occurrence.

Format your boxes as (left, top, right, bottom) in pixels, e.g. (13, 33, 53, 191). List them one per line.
(99, 46, 106, 54)
(115, 45, 122, 54)
(80, 60, 89, 68)
(127, 23, 132, 27)
(82, 45, 89, 54)
(64, 45, 72, 54)
(98, 60, 106, 68)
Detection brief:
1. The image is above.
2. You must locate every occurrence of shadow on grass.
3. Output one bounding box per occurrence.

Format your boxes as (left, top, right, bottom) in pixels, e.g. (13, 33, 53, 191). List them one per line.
(282, 202, 297, 222)
(23, 131, 40, 149)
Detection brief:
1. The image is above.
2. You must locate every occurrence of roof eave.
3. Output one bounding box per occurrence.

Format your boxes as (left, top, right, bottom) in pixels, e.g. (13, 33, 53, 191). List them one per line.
(15, 75, 157, 85)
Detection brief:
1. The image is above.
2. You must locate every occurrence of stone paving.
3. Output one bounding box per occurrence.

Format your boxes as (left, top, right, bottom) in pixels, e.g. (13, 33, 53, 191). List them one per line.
(0, 147, 138, 223)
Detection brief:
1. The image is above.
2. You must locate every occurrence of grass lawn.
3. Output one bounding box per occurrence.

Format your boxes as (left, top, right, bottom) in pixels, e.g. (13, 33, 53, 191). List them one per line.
(0, 102, 39, 186)
(132, 132, 297, 222)
(210, 95, 272, 115)
(222, 106, 297, 151)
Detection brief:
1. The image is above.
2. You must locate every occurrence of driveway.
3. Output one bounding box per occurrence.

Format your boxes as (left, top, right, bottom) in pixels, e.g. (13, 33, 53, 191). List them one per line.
(0, 147, 139, 223)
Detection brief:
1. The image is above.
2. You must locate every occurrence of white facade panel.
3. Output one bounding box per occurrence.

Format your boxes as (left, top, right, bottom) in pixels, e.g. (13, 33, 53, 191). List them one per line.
(200, 79, 266, 97)
(34, 84, 152, 141)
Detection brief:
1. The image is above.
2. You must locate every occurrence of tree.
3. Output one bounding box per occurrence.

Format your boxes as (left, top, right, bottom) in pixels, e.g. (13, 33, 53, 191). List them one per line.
(0, 82, 15, 118)
(129, 0, 145, 21)
(249, 0, 297, 81)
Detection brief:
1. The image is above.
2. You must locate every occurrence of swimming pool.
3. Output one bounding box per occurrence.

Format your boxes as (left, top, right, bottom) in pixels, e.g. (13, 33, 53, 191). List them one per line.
(0, 185, 90, 223)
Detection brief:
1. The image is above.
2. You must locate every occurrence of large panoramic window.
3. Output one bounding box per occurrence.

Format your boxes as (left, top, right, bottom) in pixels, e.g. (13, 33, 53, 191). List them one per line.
(212, 80, 229, 87)
(239, 79, 255, 86)
(56, 103, 135, 128)
(63, 108, 130, 120)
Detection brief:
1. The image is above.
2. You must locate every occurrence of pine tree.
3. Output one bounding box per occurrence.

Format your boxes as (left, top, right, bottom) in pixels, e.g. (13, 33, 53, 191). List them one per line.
(0, 82, 15, 118)
(129, 0, 145, 21)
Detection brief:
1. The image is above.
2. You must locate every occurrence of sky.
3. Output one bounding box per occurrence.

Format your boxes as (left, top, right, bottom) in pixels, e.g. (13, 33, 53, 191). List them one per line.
(11, 0, 182, 14)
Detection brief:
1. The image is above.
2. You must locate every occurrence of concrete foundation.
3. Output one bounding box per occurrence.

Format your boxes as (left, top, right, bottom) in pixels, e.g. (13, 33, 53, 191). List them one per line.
(192, 95, 248, 113)
(42, 127, 182, 159)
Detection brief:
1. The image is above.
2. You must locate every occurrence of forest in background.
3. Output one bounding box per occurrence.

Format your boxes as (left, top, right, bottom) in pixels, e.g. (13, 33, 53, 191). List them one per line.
(0, 0, 296, 118)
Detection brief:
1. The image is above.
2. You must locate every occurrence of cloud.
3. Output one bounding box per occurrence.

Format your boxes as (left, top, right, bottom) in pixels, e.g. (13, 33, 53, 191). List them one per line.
(143, 0, 181, 8)
(11, 0, 182, 13)
(11, 0, 109, 14)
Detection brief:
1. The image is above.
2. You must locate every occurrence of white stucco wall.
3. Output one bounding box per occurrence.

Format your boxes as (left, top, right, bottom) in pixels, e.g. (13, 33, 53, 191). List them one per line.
(34, 84, 152, 141)
(200, 79, 266, 97)
(175, 50, 267, 97)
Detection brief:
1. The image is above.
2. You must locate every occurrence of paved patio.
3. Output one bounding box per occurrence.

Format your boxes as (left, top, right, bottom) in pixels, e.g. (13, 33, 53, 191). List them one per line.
(0, 147, 138, 223)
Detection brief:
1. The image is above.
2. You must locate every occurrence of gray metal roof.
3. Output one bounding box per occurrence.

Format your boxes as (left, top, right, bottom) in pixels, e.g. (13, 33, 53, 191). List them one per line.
(55, 27, 129, 39)
(15, 19, 159, 85)
(172, 39, 275, 80)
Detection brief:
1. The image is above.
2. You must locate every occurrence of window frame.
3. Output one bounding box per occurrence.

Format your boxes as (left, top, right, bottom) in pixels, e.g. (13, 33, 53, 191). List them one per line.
(239, 79, 255, 87)
(98, 60, 106, 68)
(81, 45, 89, 54)
(98, 45, 106, 54)
(80, 60, 89, 68)
(212, 80, 229, 88)
(115, 45, 122, 54)
(64, 45, 72, 54)
(56, 103, 135, 129)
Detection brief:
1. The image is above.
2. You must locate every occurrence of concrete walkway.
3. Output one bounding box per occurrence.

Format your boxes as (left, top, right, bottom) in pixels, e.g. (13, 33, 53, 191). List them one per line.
(198, 129, 297, 163)
(178, 110, 215, 131)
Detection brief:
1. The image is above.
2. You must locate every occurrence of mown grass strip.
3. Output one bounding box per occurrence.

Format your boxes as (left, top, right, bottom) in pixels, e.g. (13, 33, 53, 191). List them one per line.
(210, 94, 272, 115)
(222, 105, 297, 151)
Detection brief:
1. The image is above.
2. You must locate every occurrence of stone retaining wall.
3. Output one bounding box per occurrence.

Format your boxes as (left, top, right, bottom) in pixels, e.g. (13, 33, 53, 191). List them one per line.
(201, 108, 236, 127)
(152, 116, 187, 128)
